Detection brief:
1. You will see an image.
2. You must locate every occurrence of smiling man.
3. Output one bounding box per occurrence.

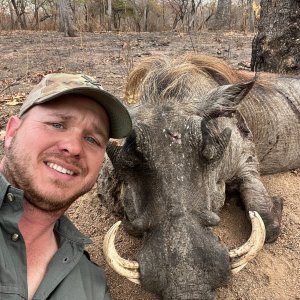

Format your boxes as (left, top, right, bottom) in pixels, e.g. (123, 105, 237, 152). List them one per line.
(0, 74, 132, 300)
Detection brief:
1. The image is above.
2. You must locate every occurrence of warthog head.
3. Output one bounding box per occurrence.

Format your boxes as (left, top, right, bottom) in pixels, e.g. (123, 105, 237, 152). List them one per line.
(99, 54, 279, 299)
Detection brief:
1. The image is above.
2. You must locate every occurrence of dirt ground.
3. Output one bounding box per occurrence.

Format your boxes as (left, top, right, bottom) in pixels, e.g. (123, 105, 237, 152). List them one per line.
(0, 30, 299, 300)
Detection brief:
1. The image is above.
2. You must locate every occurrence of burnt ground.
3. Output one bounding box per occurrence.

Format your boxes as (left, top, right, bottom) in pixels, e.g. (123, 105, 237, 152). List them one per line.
(0, 30, 299, 300)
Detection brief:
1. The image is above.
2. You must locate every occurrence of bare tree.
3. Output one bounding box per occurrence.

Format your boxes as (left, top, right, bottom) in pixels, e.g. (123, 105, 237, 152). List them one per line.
(169, 0, 202, 31)
(213, 0, 231, 30)
(246, 0, 254, 31)
(188, 0, 202, 31)
(142, 0, 149, 31)
(251, 0, 300, 74)
(58, 0, 77, 36)
(10, 0, 27, 29)
(105, 0, 111, 30)
(170, 0, 189, 30)
(32, 0, 51, 28)
(238, 0, 255, 32)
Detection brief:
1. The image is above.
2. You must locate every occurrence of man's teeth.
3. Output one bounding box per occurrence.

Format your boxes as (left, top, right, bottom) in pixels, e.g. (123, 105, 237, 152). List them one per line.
(47, 162, 74, 175)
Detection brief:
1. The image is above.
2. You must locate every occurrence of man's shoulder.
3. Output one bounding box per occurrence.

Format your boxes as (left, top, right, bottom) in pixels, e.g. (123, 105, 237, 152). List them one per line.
(56, 215, 92, 245)
(48, 250, 111, 300)
(82, 250, 106, 272)
(80, 250, 107, 277)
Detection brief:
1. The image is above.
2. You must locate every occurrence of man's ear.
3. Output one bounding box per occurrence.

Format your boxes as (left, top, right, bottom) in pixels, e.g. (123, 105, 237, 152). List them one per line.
(4, 116, 22, 148)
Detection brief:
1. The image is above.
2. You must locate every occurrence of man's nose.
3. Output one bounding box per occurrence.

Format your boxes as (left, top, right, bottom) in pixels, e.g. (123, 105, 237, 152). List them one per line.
(58, 134, 83, 157)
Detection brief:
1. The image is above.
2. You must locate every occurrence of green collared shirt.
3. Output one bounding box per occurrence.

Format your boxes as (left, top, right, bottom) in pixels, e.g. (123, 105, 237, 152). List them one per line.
(0, 174, 111, 300)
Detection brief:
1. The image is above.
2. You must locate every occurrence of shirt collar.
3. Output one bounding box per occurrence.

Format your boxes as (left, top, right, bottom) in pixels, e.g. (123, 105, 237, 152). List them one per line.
(0, 174, 10, 205)
(55, 215, 92, 246)
(0, 173, 91, 246)
(0, 173, 24, 208)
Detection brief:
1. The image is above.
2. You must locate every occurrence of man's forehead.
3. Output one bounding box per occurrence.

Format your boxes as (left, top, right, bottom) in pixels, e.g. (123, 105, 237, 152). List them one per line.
(22, 104, 106, 132)
(48, 110, 107, 131)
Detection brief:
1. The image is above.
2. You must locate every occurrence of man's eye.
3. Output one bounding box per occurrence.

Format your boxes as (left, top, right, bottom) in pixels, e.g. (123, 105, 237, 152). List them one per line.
(85, 136, 98, 145)
(51, 123, 63, 129)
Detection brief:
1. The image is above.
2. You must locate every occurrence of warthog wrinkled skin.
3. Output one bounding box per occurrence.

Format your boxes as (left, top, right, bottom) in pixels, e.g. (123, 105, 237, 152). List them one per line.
(98, 54, 300, 300)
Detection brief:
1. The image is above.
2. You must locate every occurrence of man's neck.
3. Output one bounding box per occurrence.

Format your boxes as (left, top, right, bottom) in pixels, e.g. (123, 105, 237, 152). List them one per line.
(19, 199, 62, 244)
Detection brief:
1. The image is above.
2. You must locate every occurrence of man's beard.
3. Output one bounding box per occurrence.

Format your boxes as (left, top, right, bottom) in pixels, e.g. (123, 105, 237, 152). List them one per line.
(2, 136, 94, 212)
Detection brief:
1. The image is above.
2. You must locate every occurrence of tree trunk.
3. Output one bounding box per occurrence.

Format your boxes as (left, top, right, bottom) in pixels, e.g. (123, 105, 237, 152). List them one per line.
(213, 0, 231, 30)
(188, 0, 202, 31)
(172, 14, 181, 30)
(107, 0, 112, 31)
(251, 0, 300, 74)
(247, 0, 254, 32)
(10, 0, 27, 29)
(142, 3, 149, 31)
(171, 0, 188, 31)
(8, 1, 15, 29)
(33, 0, 40, 28)
(58, 0, 77, 37)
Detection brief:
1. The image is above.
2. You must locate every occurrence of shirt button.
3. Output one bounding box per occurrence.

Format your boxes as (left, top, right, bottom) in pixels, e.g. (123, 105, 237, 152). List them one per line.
(63, 257, 70, 264)
(11, 233, 19, 241)
(7, 193, 14, 202)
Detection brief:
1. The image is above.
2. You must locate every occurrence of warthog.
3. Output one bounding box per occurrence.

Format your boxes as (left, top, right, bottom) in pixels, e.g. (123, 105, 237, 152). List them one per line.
(98, 54, 300, 300)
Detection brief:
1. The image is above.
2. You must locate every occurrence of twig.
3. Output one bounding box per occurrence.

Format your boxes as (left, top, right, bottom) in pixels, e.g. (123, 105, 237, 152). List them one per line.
(0, 79, 22, 95)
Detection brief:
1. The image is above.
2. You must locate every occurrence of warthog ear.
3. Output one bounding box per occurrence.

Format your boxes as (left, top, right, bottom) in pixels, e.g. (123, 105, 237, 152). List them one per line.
(98, 153, 125, 217)
(201, 119, 232, 162)
(203, 80, 255, 118)
(106, 138, 142, 169)
(106, 142, 123, 163)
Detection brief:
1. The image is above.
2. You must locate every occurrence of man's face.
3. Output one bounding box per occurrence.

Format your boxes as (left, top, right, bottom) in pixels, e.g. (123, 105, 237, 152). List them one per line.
(1, 94, 109, 212)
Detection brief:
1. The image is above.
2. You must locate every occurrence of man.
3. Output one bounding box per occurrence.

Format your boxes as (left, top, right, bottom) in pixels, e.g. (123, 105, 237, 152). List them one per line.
(0, 73, 132, 299)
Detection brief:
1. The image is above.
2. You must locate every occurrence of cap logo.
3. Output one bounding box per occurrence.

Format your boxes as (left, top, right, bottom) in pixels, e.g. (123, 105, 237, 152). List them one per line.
(82, 75, 102, 89)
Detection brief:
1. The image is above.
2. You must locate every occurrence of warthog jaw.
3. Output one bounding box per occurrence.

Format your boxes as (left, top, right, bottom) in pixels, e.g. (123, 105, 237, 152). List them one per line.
(103, 211, 266, 283)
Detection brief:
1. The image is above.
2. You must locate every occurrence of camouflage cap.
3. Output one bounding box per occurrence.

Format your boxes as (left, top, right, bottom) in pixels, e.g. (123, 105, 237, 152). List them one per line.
(19, 73, 132, 138)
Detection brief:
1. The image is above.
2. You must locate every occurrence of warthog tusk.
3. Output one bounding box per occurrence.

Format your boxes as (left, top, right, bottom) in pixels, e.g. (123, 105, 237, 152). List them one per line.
(103, 211, 265, 281)
(229, 211, 266, 274)
(103, 221, 141, 284)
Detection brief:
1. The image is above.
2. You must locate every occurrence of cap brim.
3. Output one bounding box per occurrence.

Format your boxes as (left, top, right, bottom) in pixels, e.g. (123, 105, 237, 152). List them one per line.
(20, 87, 132, 139)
